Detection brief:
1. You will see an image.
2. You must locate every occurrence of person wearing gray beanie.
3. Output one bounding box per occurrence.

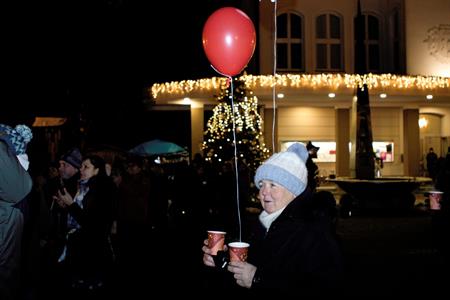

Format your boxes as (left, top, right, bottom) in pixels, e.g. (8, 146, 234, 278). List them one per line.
(202, 142, 343, 296)
(57, 148, 82, 200)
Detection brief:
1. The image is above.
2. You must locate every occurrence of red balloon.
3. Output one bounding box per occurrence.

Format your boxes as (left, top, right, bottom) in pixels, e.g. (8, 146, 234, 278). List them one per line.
(202, 7, 256, 77)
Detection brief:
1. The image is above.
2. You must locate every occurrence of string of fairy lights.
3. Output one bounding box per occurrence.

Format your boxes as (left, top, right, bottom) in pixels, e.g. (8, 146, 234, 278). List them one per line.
(201, 80, 270, 169)
(205, 94, 262, 135)
(150, 73, 450, 99)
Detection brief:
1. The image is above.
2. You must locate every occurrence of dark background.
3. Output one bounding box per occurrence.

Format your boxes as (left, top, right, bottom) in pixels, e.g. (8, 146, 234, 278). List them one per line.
(2, 0, 257, 153)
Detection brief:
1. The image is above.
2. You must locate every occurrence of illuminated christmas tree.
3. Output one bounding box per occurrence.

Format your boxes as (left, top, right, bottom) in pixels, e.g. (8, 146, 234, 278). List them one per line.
(202, 78, 270, 173)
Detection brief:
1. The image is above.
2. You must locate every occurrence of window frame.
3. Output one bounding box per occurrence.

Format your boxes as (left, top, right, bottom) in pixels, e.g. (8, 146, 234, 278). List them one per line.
(276, 11, 305, 73)
(360, 13, 381, 73)
(315, 13, 344, 72)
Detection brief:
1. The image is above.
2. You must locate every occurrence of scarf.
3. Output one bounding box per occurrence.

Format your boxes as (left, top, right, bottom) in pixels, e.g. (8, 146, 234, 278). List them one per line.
(17, 153, 29, 170)
(58, 179, 89, 263)
(67, 179, 89, 230)
(259, 206, 286, 231)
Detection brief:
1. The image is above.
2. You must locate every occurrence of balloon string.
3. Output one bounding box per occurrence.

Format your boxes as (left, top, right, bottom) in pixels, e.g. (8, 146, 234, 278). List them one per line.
(272, 0, 278, 152)
(229, 78, 242, 242)
(209, 65, 242, 242)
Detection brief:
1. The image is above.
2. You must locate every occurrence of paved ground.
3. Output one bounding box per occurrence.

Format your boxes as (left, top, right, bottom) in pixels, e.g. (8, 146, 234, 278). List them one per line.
(108, 181, 449, 297)
(40, 200, 448, 298)
(337, 210, 449, 297)
(157, 206, 449, 297)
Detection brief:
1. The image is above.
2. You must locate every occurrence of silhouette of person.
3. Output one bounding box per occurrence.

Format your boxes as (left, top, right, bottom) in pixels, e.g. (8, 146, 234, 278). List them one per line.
(426, 147, 438, 181)
(0, 124, 33, 300)
(306, 141, 320, 192)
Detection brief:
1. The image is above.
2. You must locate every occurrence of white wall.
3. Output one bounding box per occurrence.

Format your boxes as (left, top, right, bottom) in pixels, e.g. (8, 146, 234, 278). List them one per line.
(405, 0, 450, 76)
(277, 106, 406, 175)
(371, 107, 403, 175)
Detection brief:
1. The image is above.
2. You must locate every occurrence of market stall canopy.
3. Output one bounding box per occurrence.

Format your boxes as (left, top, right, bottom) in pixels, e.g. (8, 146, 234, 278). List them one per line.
(129, 139, 188, 156)
(32, 117, 67, 127)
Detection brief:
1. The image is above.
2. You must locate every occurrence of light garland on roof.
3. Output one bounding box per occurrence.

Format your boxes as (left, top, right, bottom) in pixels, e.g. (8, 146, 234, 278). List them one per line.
(150, 73, 450, 99)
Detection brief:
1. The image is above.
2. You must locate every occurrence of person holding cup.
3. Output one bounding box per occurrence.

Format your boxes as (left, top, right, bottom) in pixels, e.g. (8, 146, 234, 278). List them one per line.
(202, 143, 343, 295)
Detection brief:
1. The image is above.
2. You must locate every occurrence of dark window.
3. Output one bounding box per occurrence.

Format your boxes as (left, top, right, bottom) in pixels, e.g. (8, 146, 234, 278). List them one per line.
(330, 15, 341, 38)
(330, 44, 341, 69)
(316, 15, 326, 38)
(368, 15, 379, 40)
(368, 44, 380, 70)
(277, 14, 288, 38)
(393, 10, 399, 39)
(277, 43, 288, 69)
(354, 13, 381, 73)
(315, 13, 343, 71)
(393, 41, 400, 71)
(291, 43, 302, 69)
(317, 44, 327, 69)
(277, 12, 304, 71)
(291, 14, 302, 39)
(392, 9, 402, 73)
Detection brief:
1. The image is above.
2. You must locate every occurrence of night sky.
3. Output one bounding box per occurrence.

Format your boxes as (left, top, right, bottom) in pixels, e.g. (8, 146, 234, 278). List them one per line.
(5, 1, 217, 113)
(3, 0, 250, 151)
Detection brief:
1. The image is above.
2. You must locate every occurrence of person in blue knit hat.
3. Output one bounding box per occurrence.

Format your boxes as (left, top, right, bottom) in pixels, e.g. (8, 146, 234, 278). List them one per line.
(0, 124, 33, 170)
(0, 123, 33, 300)
(202, 143, 343, 295)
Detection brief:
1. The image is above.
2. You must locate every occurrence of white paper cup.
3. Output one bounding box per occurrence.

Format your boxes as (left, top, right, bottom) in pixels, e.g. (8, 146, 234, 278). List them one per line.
(228, 242, 250, 262)
(429, 191, 444, 210)
(207, 231, 226, 255)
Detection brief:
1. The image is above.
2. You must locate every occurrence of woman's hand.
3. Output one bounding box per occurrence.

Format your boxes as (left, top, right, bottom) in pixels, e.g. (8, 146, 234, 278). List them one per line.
(202, 238, 216, 267)
(53, 188, 74, 208)
(202, 238, 228, 267)
(227, 261, 257, 288)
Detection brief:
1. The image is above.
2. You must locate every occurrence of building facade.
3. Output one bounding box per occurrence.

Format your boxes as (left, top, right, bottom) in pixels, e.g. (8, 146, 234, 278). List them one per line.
(150, 0, 450, 177)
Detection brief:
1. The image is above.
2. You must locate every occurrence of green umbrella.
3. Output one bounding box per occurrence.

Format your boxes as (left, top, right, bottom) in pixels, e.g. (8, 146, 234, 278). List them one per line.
(129, 139, 188, 156)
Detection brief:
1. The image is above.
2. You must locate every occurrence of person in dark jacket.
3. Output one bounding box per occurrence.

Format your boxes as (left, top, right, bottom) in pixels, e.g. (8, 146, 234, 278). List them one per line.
(202, 143, 343, 295)
(53, 154, 117, 296)
(0, 124, 33, 300)
(43, 148, 82, 263)
(306, 141, 320, 192)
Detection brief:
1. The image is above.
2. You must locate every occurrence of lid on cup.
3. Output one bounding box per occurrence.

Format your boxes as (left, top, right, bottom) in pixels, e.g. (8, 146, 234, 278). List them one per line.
(207, 230, 227, 234)
(228, 242, 250, 248)
(429, 190, 443, 194)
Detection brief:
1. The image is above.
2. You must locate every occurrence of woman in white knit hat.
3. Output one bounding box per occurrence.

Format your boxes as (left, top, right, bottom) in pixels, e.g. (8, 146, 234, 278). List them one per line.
(202, 143, 343, 295)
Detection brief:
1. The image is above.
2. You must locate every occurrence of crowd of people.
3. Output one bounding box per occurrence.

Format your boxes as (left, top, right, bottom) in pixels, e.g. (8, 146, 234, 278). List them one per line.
(1, 122, 271, 299)
(1, 121, 450, 298)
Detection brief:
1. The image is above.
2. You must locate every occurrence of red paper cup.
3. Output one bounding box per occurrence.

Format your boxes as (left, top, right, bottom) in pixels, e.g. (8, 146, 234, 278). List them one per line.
(228, 242, 250, 262)
(207, 231, 226, 255)
(429, 191, 443, 210)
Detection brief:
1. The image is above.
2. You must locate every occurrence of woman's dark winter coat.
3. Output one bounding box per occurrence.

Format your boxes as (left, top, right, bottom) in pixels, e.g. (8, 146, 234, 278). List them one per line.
(65, 176, 117, 282)
(245, 189, 343, 295)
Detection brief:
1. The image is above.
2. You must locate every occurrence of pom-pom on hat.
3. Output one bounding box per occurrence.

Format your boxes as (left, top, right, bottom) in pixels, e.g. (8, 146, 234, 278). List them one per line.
(254, 143, 309, 197)
(60, 148, 82, 169)
(0, 124, 33, 155)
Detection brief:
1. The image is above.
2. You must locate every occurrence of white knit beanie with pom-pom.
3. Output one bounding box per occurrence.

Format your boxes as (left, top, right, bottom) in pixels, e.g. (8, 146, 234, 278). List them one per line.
(254, 143, 309, 197)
